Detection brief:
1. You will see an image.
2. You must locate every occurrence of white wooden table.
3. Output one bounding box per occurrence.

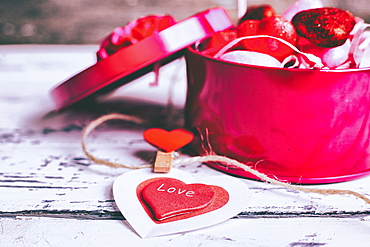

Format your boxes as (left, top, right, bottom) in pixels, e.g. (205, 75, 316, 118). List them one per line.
(0, 45, 370, 246)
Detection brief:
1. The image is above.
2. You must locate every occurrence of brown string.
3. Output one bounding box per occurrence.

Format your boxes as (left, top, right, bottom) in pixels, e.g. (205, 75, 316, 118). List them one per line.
(81, 113, 151, 169)
(82, 114, 370, 204)
(174, 155, 370, 204)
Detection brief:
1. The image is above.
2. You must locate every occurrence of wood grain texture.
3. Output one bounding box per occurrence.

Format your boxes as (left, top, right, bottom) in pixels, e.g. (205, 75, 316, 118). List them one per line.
(1, 217, 370, 246)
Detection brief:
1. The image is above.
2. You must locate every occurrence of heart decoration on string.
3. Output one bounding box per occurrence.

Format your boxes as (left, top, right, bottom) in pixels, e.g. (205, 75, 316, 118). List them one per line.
(143, 128, 194, 152)
(143, 128, 194, 173)
(113, 168, 251, 238)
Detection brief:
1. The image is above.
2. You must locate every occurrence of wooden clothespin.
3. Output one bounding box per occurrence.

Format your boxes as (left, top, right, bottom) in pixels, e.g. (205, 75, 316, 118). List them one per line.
(153, 150, 175, 173)
(143, 128, 194, 173)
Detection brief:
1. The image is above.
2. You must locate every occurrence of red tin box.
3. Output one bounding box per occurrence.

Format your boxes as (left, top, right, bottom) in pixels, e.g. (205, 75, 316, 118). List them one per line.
(185, 41, 370, 184)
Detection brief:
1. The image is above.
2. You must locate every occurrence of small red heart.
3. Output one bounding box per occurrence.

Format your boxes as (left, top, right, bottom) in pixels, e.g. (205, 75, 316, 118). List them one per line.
(140, 178, 216, 221)
(143, 128, 194, 152)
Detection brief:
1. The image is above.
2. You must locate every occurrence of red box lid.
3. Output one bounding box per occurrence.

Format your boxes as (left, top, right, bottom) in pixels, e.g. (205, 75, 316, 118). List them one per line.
(51, 7, 233, 110)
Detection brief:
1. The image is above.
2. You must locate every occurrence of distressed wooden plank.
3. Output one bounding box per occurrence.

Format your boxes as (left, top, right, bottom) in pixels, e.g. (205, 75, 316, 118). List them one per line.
(1, 216, 370, 246)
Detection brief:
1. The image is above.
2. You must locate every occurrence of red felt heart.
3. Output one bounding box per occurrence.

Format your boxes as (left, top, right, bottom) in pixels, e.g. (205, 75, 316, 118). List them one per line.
(143, 128, 194, 152)
(114, 169, 249, 237)
(140, 178, 215, 221)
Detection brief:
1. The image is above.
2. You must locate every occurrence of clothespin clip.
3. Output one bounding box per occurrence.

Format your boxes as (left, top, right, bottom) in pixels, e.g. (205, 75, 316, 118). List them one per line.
(152, 150, 175, 173)
(143, 128, 194, 173)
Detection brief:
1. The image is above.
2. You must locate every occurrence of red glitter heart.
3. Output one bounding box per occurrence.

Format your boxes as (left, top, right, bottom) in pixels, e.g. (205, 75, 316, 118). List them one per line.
(143, 128, 194, 152)
(139, 178, 225, 221)
(292, 7, 356, 48)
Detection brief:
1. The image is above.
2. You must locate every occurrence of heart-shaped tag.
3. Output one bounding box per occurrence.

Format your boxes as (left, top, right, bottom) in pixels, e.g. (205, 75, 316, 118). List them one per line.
(113, 168, 251, 238)
(140, 178, 218, 221)
(143, 128, 194, 152)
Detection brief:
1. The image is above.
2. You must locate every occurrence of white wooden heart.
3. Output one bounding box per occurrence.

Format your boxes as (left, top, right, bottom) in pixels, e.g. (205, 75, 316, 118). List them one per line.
(113, 168, 251, 238)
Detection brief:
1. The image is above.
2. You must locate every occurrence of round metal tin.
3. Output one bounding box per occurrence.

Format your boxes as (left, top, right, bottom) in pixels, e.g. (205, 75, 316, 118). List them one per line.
(185, 45, 370, 184)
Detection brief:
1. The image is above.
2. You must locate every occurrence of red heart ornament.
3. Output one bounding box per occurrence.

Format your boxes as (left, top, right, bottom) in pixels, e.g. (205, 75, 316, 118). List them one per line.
(140, 178, 215, 221)
(143, 128, 194, 152)
(113, 168, 251, 238)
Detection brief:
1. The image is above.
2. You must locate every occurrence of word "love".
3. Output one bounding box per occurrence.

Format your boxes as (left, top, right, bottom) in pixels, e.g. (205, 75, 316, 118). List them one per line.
(156, 183, 195, 197)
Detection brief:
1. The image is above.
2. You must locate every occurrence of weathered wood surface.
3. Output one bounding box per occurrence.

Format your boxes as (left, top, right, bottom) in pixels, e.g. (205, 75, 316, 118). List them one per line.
(0, 45, 369, 246)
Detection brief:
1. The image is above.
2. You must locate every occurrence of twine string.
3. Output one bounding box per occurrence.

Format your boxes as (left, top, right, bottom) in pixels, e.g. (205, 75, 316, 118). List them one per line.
(82, 113, 370, 205)
(174, 155, 370, 204)
(82, 113, 151, 169)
